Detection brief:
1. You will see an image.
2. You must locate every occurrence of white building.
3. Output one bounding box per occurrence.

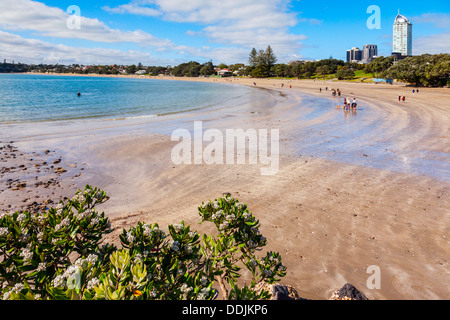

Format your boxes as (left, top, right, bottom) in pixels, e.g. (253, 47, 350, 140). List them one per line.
(217, 69, 232, 77)
(393, 12, 412, 57)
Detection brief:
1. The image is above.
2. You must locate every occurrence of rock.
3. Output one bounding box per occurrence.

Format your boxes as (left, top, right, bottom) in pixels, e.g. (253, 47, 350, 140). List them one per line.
(273, 291, 294, 300)
(272, 285, 297, 300)
(16, 182, 26, 188)
(330, 283, 368, 300)
(54, 167, 67, 174)
(254, 283, 305, 300)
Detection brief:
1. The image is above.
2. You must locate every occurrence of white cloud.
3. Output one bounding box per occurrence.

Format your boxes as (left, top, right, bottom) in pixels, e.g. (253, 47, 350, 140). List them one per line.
(185, 30, 203, 37)
(411, 13, 450, 29)
(298, 18, 323, 26)
(105, 0, 308, 62)
(154, 0, 297, 26)
(0, 0, 312, 64)
(0, 30, 172, 65)
(414, 32, 450, 55)
(103, 2, 162, 17)
(411, 13, 450, 55)
(0, 0, 173, 48)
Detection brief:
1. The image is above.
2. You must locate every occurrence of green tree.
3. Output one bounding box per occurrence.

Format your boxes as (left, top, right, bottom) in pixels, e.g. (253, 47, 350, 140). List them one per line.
(184, 62, 201, 77)
(364, 56, 394, 78)
(200, 62, 215, 76)
(248, 46, 278, 78)
(291, 63, 304, 78)
(383, 54, 449, 87)
(382, 55, 424, 85)
(284, 64, 293, 78)
(316, 65, 331, 79)
(264, 45, 277, 73)
(274, 64, 286, 77)
(251, 66, 266, 78)
(126, 64, 137, 74)
(248, 48, 258, 68)
(302, 62, 316, 78)
(315, 59, 344, 74)
(335, 67, 355, 80)
(426, 54, 450, 86)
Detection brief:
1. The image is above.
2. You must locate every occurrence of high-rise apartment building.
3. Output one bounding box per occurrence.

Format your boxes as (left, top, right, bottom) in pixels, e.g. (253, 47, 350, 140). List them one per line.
(363, 44, 378, 62)
(393, 12, 412, 56)
(346, 47, 362, 63)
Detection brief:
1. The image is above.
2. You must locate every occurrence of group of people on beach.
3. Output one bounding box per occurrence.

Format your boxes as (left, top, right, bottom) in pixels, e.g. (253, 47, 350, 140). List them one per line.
(398, 89, 420, 102)
(331, 88, 341, 97)
(320, 87, 341, 97)
(320, 87, 357, 111)
(338, 97, 357, 110)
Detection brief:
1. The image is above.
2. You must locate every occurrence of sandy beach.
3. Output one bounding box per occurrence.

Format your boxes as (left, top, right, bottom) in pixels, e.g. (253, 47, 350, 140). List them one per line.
(1, 75, 449, 300)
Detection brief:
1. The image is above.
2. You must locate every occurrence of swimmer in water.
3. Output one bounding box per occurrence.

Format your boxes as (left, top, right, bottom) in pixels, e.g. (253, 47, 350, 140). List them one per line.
(77, 91, 81, 96)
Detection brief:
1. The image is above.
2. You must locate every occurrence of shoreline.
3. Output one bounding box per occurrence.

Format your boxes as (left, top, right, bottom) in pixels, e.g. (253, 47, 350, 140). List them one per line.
(1, 74, 449, 300)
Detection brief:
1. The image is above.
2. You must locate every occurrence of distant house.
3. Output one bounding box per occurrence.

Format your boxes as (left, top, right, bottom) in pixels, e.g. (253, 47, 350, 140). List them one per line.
(217, 68, 232, 77)
(135, 70, 146, 75)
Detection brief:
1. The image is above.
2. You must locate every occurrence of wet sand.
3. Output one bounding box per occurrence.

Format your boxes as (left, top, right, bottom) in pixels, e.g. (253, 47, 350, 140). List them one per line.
(0, 76, 449, 300)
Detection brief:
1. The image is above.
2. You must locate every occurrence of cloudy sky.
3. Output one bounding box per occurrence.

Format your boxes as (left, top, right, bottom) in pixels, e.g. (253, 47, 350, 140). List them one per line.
(0, 0, 449, 66)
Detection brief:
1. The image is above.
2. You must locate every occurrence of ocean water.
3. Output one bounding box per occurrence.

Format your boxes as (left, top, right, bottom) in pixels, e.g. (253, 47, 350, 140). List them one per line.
(0, 74, 255, 123)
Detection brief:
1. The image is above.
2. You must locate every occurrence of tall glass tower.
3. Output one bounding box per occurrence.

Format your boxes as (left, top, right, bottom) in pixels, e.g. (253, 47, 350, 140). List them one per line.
(393, 11, 412, 56)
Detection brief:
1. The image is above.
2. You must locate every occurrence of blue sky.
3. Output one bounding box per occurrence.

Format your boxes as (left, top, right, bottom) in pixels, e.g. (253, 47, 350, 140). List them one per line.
(0, 0, 449, 66)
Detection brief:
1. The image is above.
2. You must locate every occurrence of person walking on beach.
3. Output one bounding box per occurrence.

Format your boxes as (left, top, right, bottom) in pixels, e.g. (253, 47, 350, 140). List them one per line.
(343, 98, 349, 110)
(402, 95, 406, 102)
(398, 95, 401, 102)
(352, 98, 357, 109)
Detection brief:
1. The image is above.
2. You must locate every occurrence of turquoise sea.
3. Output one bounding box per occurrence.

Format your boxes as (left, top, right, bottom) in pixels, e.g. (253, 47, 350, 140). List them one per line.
(0, 74, 255, 123)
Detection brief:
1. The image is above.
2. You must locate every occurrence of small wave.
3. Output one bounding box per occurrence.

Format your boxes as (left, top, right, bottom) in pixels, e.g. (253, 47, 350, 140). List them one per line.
(111, 114, 158, 121)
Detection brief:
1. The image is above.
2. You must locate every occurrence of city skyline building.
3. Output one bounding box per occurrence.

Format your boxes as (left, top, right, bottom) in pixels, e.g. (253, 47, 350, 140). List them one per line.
(392, 11, 413, 57)
(346, 44, 378, 64)
(346, 47, 362, 63)
(362, 44, 378, 63)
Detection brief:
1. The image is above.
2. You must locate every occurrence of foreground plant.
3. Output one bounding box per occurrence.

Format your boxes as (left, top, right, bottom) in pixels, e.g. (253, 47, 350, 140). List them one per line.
(0, 186, 286, 300)
(198, 196, 286, 299)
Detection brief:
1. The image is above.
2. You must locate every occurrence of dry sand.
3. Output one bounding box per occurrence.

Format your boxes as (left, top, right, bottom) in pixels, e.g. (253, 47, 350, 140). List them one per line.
(1, 75, 449, 300)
